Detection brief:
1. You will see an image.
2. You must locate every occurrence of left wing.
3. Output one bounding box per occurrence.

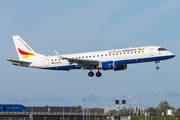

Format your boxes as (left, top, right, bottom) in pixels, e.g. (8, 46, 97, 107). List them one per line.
(54, 50, 100, 69)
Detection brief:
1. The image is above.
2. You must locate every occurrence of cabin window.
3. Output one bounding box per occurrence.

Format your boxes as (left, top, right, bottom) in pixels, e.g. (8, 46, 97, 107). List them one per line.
(124, 53, 125, 54)
(131, 52, 133, 54)
(93, 55, 95, 57)
(101, 55, 103, 56)
(109, 54, 111, 56)
(113, 54, 115, 55)
(76, 57, 78, 59)
(120, 53, 122, 55)
(97, 55, 99, 57)
(105, 54, 107, 56)
(86, 56, 88, 58)
(116, 53, 118, 55)
(138, 51, 140, 53)
(82, 56, 84, 58)
(79, 57, 81, 59)
(127, 52, 129, 54)
(89, 56, 91, 58)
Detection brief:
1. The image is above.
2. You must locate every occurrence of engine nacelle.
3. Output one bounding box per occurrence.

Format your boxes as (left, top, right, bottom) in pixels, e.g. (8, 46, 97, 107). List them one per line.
(100, 61, 116, 70)
(114, 64, 127, 71)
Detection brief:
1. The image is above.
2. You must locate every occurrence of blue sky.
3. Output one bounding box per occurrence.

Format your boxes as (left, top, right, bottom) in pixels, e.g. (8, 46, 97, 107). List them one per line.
(0, 0, 180, 110)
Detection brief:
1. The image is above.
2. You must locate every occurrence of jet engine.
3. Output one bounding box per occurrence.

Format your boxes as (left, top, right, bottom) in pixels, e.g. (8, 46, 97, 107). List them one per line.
(114, 64, 127, 71)
(98, 61, 116, 70)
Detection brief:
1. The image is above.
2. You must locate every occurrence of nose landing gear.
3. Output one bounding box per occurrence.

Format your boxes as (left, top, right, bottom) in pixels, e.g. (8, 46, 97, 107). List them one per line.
(155, 61, 160, 70)
(155, 66, 159, 70)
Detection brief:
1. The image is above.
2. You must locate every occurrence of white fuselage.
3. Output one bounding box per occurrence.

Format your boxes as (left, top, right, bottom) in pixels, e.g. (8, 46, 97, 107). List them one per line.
(30, 46, 175, 70)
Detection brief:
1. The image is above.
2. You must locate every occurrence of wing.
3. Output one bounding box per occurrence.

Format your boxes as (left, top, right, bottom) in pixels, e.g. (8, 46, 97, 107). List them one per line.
(54, 50, 100, 69)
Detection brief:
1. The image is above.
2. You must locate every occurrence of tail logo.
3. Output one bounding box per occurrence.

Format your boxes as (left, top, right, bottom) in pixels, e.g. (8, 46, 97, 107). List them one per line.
(18, 48, 35, 59)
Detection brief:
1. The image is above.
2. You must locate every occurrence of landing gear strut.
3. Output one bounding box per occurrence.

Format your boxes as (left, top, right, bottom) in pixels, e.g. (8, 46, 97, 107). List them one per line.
(155, 61, 160, 70)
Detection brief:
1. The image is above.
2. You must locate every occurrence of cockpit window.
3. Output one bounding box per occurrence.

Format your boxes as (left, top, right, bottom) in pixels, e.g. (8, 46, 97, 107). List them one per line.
(158, 48, 167, 51)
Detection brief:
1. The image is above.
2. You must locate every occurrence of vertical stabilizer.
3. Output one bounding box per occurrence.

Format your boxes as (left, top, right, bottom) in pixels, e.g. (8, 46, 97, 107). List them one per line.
(12, 35, 45, 61)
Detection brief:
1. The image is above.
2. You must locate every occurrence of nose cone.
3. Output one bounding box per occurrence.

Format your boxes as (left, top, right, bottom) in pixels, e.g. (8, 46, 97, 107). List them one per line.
(169, 51, 175, 58)
(172, 54, 175, 58)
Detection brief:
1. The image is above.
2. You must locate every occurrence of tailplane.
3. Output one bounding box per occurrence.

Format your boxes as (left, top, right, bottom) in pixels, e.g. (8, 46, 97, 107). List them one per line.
(12, 35, 46, 61)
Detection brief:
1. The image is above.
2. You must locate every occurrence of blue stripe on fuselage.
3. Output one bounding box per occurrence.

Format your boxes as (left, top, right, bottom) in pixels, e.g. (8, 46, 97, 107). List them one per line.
(116, 55, 175, 65)
(42, 65, 82, 70)
(43, 55, 175, 70)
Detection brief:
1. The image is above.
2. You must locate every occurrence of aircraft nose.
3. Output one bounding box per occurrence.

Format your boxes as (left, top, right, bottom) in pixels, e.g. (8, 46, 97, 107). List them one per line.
(169, 52, 175, 58)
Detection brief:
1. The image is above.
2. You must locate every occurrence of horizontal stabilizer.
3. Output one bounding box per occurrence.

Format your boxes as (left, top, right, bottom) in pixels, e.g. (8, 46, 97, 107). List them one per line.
(7, 59, 32, 67)
(7, 59, 32, 63)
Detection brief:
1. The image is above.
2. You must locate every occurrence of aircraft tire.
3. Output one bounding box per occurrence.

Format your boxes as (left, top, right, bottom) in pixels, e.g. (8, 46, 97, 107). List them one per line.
(96, 72, 102, 77)
(88, 72, 94, 77)
(155, 66, 159, 70)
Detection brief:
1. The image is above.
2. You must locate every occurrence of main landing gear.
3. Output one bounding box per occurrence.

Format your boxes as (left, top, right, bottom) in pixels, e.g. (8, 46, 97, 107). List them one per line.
(88, 70, 102, 77)
(155, 61, 160, 70)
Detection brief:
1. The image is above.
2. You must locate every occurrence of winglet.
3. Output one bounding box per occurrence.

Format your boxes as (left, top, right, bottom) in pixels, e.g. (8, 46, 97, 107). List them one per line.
(54, 50, 68, 60)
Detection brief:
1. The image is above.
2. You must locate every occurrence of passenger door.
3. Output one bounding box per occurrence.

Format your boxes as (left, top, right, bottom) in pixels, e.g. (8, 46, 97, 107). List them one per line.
(149, 48, 154, 56)
(45, 59, 49, 67)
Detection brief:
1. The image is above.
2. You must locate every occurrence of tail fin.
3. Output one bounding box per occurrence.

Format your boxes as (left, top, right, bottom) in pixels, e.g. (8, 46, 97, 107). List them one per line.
(12, 35, 46, 61)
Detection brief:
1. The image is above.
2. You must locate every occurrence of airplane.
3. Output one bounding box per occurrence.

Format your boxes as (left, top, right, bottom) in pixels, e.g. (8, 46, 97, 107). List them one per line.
(7, 35, 175, 77)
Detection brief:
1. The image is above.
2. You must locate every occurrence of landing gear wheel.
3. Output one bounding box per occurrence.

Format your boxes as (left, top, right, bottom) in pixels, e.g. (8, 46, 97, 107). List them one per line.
(96, 72, 102, 77)
(155, 66, 159, 70)
(88, 72, 94, 77)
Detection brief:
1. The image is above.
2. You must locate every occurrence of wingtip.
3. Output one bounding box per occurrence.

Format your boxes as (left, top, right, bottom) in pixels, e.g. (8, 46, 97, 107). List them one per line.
(54, 50, 59, 55)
